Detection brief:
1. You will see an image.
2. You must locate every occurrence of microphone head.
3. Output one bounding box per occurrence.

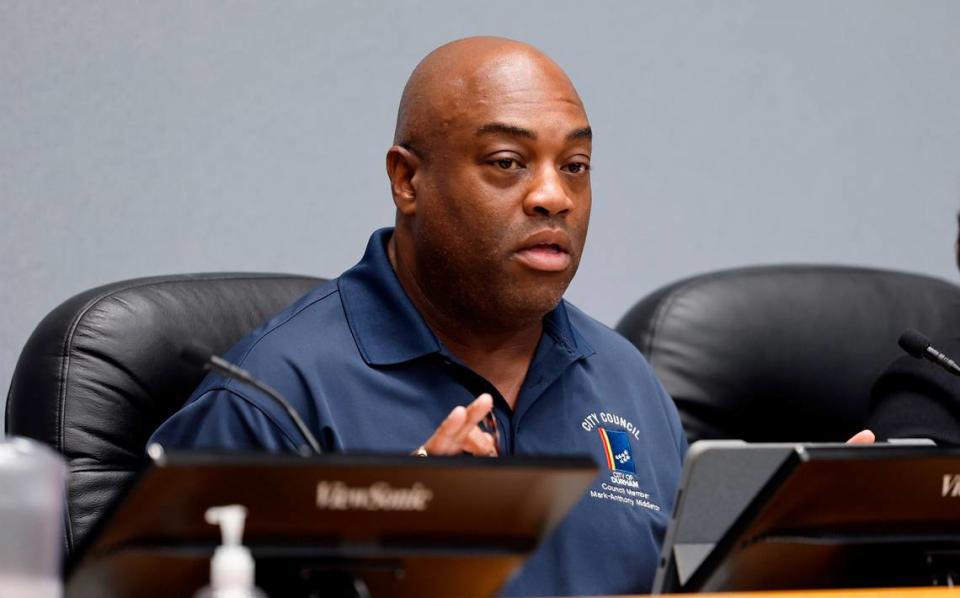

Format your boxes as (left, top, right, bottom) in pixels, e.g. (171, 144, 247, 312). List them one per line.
(898, 329, 931, 358)
(180, 341, 214, 368)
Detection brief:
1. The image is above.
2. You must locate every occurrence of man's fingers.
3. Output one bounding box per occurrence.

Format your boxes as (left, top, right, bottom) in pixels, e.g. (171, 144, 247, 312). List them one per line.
(451, 393, 494, 443)
(440, 393, 492, 450)
(464, 393, 494, 426)
(421, 394, 496, 456)
(846, 429, 876, 444)
(426, 405, 468, 454)
(462, 426, 498, 457)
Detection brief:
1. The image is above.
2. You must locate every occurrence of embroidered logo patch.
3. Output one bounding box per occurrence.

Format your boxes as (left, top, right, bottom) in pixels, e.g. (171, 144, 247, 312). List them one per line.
(580, 412, 661, 512)
(598, 427, 636, 473)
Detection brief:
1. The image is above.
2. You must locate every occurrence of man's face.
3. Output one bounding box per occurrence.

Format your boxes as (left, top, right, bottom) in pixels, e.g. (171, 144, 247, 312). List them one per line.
(406, 53, 592, 328)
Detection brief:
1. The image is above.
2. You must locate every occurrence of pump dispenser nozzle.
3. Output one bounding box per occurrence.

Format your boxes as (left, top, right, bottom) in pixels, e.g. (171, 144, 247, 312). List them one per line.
(207, 505, 247, 548)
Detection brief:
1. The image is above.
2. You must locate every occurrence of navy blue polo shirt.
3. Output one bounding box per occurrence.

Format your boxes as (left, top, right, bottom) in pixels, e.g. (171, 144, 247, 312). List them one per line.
(150, 228, 687, 596)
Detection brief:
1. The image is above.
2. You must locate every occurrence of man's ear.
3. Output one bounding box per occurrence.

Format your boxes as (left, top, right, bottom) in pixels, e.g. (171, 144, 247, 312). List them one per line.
(386, 145, 421, 216)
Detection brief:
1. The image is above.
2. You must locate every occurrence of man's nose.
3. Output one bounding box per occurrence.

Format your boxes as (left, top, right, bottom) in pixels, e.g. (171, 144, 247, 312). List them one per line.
(523, 165, 575, 217)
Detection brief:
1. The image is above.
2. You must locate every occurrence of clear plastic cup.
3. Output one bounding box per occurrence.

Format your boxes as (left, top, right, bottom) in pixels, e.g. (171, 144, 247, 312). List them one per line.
(0, 437, 66, 598)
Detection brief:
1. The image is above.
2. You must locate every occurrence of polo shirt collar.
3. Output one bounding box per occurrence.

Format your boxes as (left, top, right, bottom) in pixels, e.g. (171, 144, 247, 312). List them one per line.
(338, 228, 593, 366)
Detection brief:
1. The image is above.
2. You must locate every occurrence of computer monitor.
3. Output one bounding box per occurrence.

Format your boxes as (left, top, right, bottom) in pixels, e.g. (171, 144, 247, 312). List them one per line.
(657, 442, 960, 593)
(67, 451, 596, 597)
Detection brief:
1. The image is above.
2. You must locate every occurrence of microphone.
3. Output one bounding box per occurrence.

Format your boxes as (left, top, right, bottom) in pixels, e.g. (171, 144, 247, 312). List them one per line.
(898, 329, 960, 377)
(180, 342, 323, 456)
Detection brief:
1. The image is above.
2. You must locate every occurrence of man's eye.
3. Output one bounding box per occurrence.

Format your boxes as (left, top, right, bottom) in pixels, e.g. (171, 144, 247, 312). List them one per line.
(494, 158, 518, 170)
(564, 162, 590, 174)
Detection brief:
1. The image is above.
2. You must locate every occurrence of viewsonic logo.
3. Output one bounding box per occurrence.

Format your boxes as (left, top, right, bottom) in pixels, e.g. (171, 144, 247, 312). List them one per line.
(942, 475, 960, 497)
(316, 481, 434, 511)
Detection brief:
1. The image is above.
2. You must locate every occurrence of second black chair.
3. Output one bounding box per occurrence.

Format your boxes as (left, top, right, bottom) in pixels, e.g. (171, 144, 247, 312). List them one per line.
(616, 265, 960, 444)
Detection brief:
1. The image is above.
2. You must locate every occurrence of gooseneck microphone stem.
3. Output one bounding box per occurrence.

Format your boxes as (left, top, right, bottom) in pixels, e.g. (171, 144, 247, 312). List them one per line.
(182, 343, 323, 456)
(922, 346, 960, 376)
(898, 329, 960, 377)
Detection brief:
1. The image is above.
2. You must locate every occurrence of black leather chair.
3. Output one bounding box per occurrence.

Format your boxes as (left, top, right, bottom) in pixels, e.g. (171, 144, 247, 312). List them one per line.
(5, 273, 323, 555)
(616, 265, 960, 444)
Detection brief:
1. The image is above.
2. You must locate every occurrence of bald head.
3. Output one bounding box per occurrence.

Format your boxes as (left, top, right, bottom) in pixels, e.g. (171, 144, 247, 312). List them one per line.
(393, 37, 585, 153)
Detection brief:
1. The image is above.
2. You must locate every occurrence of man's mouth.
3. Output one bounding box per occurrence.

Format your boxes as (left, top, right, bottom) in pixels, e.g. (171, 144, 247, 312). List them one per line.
(514, 233, 572, 272)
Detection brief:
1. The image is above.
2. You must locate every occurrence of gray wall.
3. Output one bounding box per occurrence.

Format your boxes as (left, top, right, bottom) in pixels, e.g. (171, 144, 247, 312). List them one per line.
(3, 1, 959, 429)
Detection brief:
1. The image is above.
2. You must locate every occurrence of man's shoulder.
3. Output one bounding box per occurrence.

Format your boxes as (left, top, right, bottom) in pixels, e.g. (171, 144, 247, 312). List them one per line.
(218, 278, 348, 369)
(561, 300, 668, 390)
(152, 278, 350, 451)
(563, 301, 646, 363)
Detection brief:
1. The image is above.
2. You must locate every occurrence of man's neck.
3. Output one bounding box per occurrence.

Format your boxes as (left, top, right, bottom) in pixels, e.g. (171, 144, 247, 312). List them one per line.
(388, 235, 542, 410)
(432, 319, 541, 411)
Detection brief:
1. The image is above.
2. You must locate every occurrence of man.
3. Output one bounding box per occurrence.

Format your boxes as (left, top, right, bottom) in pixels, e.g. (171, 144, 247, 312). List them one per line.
(151, 37, 688, 595)
(867, 212, 960, 445)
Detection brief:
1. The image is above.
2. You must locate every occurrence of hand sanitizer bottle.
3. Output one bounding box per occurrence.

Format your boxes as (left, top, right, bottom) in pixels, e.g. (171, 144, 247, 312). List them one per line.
(194, 505, 268, 598)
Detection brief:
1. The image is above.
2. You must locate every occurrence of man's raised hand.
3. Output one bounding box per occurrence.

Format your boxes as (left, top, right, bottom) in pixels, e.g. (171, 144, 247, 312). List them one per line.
(416, 393, 499, 457)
